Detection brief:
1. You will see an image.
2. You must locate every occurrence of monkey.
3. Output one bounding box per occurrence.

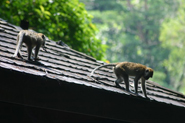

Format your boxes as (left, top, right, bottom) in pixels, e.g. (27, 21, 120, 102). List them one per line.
(13, 30, 46, 61)
(90, 62, 153, 98)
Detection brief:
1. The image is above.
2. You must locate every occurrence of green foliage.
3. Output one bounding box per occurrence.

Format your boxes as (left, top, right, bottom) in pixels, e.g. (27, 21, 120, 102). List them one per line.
(80, 0, 185, 93)
(0, 0, 106, 60)
(152, 71, 167, 87)
(160, 0, 185, 92)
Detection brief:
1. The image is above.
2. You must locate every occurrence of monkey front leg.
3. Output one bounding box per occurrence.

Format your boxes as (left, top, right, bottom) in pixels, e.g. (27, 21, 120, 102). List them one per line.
(141, 77, 148, 98)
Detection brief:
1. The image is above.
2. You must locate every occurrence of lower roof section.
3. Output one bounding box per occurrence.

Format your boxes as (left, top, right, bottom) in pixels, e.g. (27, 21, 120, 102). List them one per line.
(0, 67, 185, 123)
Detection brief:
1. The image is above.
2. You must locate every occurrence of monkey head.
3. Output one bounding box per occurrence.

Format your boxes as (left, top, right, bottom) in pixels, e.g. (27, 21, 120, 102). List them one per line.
(144, 67, 153, 80)
(40, 34, 46, 50)
(41, 34, 46, 46)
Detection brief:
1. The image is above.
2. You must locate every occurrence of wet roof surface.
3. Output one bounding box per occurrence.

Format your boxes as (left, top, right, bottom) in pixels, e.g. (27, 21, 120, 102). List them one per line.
(0, 18, 185, 108)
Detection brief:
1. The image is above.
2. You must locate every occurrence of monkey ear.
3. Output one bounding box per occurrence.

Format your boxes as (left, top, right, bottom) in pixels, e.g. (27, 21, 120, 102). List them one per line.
(145, 69, 149, 73)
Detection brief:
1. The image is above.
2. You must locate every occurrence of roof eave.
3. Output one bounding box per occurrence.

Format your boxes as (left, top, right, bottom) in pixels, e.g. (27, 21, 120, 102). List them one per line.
(0, 67, 185, 123)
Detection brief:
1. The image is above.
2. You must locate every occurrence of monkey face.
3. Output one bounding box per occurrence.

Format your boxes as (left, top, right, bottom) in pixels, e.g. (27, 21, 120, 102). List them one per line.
(42, 35, 46, 45)
(144, 68, 153, 80)
(41, 35, 46, 50)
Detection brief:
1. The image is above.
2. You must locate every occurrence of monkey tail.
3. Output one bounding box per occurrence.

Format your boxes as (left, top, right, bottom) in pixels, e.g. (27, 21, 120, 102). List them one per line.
(90, 63, 118, 76)
(13, 31, 24, 57)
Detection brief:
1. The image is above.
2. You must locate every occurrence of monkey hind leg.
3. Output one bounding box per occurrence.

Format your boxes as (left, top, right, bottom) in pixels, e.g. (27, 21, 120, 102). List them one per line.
(17, 51, 24, 59)
(134, 75, 142, 96)
(27, 46, 33, 61)
(31, 50, 39, 61)
(114, 66, 130, 91)
(122, 75, 130, 92)
(115, 78, 122, 88)
(114, 68, 122, 88)
(17, 44, 24, 59)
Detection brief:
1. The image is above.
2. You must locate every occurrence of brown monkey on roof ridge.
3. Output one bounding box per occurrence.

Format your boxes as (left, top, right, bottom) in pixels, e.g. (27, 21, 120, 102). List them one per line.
(90, 62, 154, 98)
(13, 30, 46, 61)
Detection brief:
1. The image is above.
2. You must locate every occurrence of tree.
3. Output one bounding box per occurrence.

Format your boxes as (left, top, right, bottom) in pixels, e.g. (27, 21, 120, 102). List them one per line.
(0, 0, 106, 60)
(160, 0, 185, 92)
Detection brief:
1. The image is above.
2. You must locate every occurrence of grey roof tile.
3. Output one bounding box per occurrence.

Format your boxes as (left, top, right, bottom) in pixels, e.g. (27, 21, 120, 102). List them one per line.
(0, 18, 185, 108)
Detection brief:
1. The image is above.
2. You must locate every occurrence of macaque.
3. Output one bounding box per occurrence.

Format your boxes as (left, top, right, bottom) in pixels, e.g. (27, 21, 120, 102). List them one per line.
(90, 62, 154, 98)
(13, 30, 46, 61)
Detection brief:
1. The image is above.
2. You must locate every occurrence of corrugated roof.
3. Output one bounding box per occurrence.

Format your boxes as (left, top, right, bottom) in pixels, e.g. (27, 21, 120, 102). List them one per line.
(0, 18, 185, 108)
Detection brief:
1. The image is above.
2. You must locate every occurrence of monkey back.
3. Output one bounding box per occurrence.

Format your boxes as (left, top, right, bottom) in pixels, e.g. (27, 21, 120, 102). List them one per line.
(115, 62, 146, 76)
(18, 30, 45, 47)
